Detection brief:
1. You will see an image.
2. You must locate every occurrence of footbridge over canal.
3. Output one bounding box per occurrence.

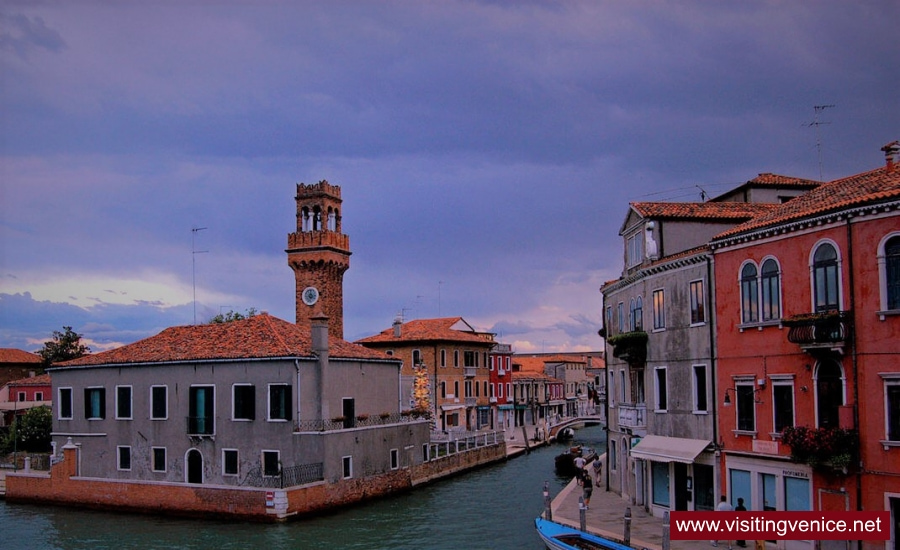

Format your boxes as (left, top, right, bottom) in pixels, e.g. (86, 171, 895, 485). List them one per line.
(547, 415, 604, 441)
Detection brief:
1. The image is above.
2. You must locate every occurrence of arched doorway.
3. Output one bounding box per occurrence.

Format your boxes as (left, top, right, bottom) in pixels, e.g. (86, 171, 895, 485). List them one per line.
(186, 449, 203, 484)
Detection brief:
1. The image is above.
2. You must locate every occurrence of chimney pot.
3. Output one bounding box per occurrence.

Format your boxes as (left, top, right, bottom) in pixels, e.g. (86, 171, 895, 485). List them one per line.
(882, 140, 899, 173)
(393, 317, 402, 338)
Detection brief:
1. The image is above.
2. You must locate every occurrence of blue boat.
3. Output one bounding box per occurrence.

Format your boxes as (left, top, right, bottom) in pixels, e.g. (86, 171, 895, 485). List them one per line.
(534, 517, 633, 550)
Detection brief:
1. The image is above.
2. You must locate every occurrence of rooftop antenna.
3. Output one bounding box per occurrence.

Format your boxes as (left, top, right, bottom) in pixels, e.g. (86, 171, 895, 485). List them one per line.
(808, 104, 835, 180)
(695, 185, 708, 201)
(191, 226, 208, 324)
(400, 307, 411, 322)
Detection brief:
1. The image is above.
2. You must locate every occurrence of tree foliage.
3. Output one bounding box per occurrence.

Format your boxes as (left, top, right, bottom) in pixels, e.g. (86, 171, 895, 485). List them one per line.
(38, 326, 90, 368)
(2, 406, 53, 453)
(209, 308, 258, 324)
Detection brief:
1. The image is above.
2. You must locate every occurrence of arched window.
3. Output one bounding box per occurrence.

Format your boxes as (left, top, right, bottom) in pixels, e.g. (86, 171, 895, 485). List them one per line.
(760, 259, 781, 321)
(815, 360, 844, 429)
(813, 243, 839, 312)
(885, 235, 900, 310)
(740, 263, 758, 323)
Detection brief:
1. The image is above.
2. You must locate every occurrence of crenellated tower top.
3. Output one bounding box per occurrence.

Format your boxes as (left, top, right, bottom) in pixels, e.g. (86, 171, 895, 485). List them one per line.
(287, 180, 351, 340)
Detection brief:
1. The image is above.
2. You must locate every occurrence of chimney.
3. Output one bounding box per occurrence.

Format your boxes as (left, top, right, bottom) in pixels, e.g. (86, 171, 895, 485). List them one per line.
(393, 316, 402, 338)
(310, 312, 330, 421)
(882, 140, 899, 173)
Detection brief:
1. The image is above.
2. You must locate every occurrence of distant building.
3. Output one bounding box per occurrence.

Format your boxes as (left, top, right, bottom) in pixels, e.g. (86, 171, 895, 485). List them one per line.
(601, 173, 819, 517)
(0, 372, 51, 427)
(356, 317, 495, 432)
(0, 348, 43, 388)
(489, 342, 514, 431)
(710, 142, 900, 550)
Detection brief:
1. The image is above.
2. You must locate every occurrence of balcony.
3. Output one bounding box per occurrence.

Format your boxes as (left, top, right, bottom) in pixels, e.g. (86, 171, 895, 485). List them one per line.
(186, 416, 214, 436)
(607, 331, 648, 364)
(464, 366, 477, 378)
(617, 403, 646, 430)
(784, 311, 851, 352)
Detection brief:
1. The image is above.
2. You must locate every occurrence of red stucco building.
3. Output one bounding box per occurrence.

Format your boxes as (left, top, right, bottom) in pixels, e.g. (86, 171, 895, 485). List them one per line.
(710, 142, 900, 550)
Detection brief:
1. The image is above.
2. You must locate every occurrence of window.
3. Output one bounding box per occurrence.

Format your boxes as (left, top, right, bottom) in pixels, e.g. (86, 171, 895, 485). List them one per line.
(605, 306, 613, 335)
(342, 456, 353, 479)
(117, 446, 131, 471)
(188, 386, 215, 435)
(34, 392, 43, 401)
(58, 387, 73, 420)
(441, 381, 446, 399)
(760, 259, 781, 321)
(740, 263, 759, 323)
(884, 375, 900, 441)
(84, 387, 106, 420)
(651, 461, 670, 507)
(772, 379, 794, 433)
(627, 232, 643, 268)
(617, 302, 625, 332)
(412, 349, 422, 366)
(453, 350, 459, 367)
(465, 380, 472, 398)
(152, 447, 167, 473)
(390, 448, 399, 470)
(735, 381, 756, 432)
(233, 384, 255, 420)
(116, 386, 132, 420)
(815, 360, 844, 429)
(784, 477, 811, 511)
(631, 296, 643, 331)
(689, 280, 705, 325)
(464, 350, 475, 367)
(151, 385, 167, 420)
(268, 384, 292, 421)
(654, 367, 667, 411)
(652, 290, 665, 330)
(812, 242, 839, 312)
(263, 450, 280, 476)
(17, 391, 25, 402)
(693, 365, 708, 413)
(880, 234, 900, 311)
(609, 439, 617, 471)
(454, 381, 459, 398)
(223, 449, 239, 476)
(440, 349, 446, 367)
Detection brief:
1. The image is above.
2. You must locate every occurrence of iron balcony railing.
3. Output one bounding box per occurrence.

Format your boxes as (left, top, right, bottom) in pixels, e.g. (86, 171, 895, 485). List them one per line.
(784, 311, 851, 347)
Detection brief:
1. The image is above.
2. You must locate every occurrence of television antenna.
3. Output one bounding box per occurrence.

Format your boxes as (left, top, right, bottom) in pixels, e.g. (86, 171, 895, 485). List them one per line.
(808, 104, 835, 180)
(192, 226, 208, 324)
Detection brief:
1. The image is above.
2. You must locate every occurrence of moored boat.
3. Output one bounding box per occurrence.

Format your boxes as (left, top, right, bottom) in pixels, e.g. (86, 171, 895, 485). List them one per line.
(534, 517, 632, 550)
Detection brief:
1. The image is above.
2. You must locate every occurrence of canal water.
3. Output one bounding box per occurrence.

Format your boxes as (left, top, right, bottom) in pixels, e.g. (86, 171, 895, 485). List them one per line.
(1, 424, 605, 549)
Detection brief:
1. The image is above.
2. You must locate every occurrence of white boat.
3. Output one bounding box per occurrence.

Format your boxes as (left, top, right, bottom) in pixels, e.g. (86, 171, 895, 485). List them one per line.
(534, 517, 633, 550)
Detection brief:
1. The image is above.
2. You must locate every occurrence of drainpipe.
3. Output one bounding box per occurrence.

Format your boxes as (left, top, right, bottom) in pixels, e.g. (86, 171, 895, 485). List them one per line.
(706, 253, 724, 497)
(294, 359, 302, 425)
(845, 219, 862, 531)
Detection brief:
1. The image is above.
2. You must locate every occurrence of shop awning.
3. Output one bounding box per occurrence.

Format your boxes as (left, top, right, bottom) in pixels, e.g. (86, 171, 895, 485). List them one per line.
(440, 404, 466, 411)
(629, 435, 711, 464)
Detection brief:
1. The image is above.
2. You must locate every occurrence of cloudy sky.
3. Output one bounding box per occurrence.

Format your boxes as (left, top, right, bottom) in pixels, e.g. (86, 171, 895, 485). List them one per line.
(1, 1, 898, 355)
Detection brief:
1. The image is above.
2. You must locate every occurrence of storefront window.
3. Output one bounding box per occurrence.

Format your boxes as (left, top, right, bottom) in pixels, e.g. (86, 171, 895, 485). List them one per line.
(784, 477, 810, 511)
(729, 469, 751, 509)
(652, 462, 670, 506)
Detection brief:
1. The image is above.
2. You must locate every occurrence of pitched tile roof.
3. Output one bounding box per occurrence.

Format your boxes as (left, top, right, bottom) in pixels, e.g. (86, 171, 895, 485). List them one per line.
(0, 348, 42, 364)
(355, 317, 492, 346)
(744, 173, 822, 187)
(6, 373, 51, 386)
(630, 201, 778, 221)
(514, 354, 588, 373)
(714, 166, 900, 240)
(58, 313, 391, 368)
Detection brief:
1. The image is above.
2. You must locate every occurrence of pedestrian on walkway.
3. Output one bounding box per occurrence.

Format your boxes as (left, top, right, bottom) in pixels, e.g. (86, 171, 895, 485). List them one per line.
(734, 497, 747, 548)
(574, 454, 586, 485)
(582, 472, 593, 509)
(712, 495, 733, 549)
(592, 458, 602, 487)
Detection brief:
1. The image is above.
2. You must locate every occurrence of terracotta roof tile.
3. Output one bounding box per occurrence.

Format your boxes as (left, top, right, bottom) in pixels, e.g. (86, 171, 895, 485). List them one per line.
(355, 317, 491, 345)
(631, 201, 778, 221)
(0, 348, 42, 364)
(6, 373, 51, 386)
(715, 166, 900, 240)
(58, 313, 391, 367)
(743, 173, 822, 187)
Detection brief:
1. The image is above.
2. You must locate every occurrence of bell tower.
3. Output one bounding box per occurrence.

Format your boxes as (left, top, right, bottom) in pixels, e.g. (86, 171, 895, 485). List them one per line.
(286, 180, 351, 340)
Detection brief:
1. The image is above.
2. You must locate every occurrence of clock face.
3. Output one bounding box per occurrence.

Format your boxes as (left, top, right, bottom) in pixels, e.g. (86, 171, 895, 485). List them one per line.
(301, 286, 319, 306)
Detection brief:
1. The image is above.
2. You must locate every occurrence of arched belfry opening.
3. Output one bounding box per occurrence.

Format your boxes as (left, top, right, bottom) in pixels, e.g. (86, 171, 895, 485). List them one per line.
(286, 180, 351, 340)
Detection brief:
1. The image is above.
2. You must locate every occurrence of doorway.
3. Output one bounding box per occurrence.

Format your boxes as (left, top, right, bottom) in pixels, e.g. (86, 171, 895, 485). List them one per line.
(186, 449, 203, 484)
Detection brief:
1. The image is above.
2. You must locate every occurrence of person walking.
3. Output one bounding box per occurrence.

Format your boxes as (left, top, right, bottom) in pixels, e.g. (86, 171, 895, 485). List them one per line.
(582, 470, 593, 509)
(734, 497, 747, 548)
(712, 495, 733, 549)
(574, 454, 586, 485)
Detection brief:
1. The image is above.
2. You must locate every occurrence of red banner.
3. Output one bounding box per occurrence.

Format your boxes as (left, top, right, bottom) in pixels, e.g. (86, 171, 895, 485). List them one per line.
(670, 511, 890, 541)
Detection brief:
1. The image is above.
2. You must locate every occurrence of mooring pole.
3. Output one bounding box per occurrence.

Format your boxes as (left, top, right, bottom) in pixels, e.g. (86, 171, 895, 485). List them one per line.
(543, 481, 552, 521)
(579, 496, 587, 532)
(624, 506, 632, 547)
(662, 510, 671, 550)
